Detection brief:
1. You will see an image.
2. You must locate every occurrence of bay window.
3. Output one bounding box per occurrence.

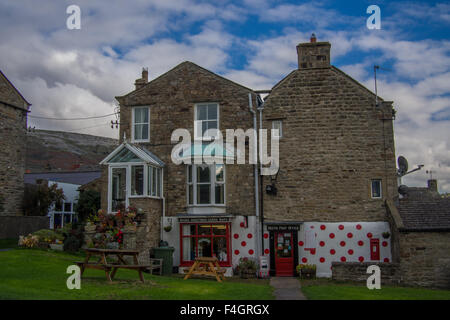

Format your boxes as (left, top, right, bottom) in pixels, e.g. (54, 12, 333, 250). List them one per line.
(187, 164, 225, 206)
(180, 223, 230, 266)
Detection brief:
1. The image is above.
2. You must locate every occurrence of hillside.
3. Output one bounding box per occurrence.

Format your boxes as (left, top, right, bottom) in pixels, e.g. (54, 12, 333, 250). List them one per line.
(26, 130, 118, 173)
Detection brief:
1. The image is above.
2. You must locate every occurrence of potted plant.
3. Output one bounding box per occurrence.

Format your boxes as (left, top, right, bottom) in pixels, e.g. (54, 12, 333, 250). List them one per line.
(296, 264, 316, 279)
(382, 231, 390, 239)
(237, 257, 258, 279)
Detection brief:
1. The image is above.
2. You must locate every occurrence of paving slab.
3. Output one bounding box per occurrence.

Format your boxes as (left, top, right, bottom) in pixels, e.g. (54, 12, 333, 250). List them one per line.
(270, 277, 307, 300)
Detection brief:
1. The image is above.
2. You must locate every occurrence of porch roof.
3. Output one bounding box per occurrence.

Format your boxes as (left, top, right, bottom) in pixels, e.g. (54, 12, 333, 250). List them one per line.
(99, 142, 165, 167)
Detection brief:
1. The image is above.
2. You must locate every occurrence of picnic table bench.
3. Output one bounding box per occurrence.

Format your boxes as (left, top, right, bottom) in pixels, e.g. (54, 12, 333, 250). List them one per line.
(75, 248, 162, 282)
(183, 257, 227, 282)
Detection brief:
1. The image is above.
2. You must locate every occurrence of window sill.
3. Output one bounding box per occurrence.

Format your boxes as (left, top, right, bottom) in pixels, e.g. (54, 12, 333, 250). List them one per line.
(131, 139, 150, 144)
(187, 204, 226, 207)
(129, 195, 162, 199)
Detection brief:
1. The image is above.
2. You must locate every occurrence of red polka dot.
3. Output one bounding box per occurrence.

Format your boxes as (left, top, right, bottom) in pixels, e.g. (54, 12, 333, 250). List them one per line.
(241, 241, 246, 247)
(310, 249, 316, 255)
(358, 240, 364, 246)
(302, 257, 307, 263)
(298, 241, 304, 246)
(356, 224, 362, 230)
(367, 232, 373, 238)
(384, 258, 390, 262)
(329, 233, 335, 239)
(233, 233, 239, 239)
(340, 256, 346, 262)
(348, 249, 354, 255)
(320, 225, 326, 230)
(347, 232, 353, 238)
(319, 257, 325, 263)
(339, 225, 344, 230)
(247, 233, 253, 239)
(240, 222, 245, 228)
(340, 241, 346, 247)
(358, 256, 364, 262)
(330, 249, 336, 255)
(264, 249, 270, 254)
(249, 249, 254, 255)
(382, 241, 388, 247)
(319, 241, 325, 247)
(310, 226, 314, 229)
(263, 233, 269, 239)
(234, 250, 240, 255)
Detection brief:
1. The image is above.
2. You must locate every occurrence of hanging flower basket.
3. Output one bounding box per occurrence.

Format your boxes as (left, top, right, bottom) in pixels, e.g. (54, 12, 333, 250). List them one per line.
(164, 225, 172, 232)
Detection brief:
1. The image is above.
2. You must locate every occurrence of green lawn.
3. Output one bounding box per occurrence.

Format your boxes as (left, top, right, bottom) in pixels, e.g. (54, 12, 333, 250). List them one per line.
(0, 238, 18, 249)
(0, 249, 273, 300)
(300, 278, 450, 300)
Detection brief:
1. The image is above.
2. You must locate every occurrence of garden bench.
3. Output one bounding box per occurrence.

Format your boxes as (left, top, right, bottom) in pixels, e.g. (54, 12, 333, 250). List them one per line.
(75, 248, 149, 282)
(183, 257, 226, 282)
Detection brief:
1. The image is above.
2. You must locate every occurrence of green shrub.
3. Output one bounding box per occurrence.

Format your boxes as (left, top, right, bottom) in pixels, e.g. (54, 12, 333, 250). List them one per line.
(32, 229, 64, 243)
(63, 235, 81, 252)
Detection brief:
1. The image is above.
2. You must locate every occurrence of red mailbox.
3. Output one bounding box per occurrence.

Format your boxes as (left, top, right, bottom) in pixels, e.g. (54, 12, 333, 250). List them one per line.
(370, 238, 380, 261)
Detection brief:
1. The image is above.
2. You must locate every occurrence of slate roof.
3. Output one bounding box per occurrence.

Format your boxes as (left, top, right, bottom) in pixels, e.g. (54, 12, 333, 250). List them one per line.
(397, 198, 450, 231)
(24, 171, 101, 186)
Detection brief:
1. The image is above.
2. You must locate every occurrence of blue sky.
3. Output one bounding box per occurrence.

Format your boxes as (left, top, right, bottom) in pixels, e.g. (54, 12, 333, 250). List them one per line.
(0, 0, 449, 192)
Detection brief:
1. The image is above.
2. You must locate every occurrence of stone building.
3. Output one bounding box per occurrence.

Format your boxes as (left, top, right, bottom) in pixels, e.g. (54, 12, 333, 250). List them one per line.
(0, 70, 30, 216)
(99, 36, 406, 278)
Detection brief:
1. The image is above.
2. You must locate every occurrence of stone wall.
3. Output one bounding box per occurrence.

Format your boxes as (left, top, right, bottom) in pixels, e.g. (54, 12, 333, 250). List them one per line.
(262, 66, 397, 223)
(398, 231, 450, 289)
(332, 262, 402, 285)
(332, 231, 450, 289)
(0, 215, 49, 239)
(0, 102, 27, 216)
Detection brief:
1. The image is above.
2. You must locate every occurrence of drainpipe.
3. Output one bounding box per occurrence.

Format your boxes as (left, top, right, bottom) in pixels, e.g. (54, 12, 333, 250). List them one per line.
(256, 97, 265, 254)
(248, 93, 261, 259)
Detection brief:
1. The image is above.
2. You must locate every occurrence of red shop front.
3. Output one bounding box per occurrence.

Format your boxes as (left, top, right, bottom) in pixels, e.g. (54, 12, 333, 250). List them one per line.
(179, 217, 232, 268)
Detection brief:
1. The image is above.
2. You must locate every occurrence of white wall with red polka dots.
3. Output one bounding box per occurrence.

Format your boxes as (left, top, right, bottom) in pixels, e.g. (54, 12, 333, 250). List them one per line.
(262, 222, 392, 277)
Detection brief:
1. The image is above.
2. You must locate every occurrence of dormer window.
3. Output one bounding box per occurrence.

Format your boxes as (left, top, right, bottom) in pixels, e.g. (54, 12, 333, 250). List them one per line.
(194, 103, 219, 140)
(132, 106, 150, 142)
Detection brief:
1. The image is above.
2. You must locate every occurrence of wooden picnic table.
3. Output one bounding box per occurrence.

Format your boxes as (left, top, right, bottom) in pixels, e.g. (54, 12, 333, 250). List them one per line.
(75, 248, 160, 283)
(183, 257, 226, 282)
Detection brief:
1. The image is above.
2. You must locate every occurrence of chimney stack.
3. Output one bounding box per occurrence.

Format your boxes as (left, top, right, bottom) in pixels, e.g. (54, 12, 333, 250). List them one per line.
(134, 67, 149, 90)
(427, 179, 438, 193)
(296, 34, 331, 69)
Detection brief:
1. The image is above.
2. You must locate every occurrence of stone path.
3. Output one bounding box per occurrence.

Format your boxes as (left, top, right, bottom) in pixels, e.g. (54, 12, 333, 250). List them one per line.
(270, 277, 307, 300)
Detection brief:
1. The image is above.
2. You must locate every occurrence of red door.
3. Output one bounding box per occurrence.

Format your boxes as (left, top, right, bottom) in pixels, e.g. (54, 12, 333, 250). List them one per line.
(275, 232, 294, 276)
(370, 239, 380, 260)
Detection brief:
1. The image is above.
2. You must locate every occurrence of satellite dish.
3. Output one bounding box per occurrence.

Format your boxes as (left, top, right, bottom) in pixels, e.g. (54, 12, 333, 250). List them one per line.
(397, 156, 408, 176)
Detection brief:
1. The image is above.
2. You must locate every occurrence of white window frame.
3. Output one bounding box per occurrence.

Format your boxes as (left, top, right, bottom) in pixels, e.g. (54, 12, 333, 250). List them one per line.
(272, 120, 283, 138)
(107, 163, 163, 213)
(371, 179, 382, 199)
(131, 106, 150, 143)
(194, 103, 219, 141)
(186, 164, 226, 207)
